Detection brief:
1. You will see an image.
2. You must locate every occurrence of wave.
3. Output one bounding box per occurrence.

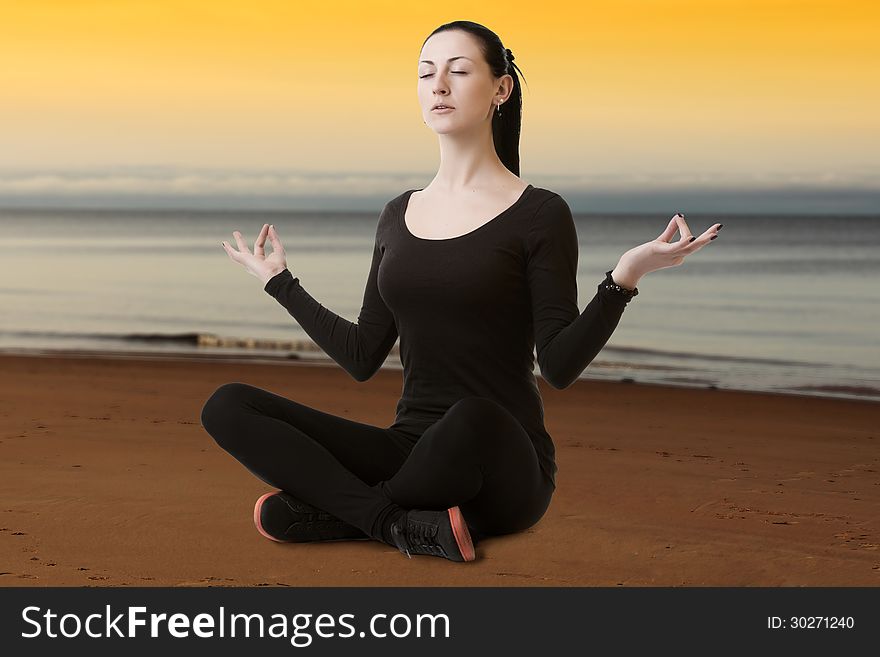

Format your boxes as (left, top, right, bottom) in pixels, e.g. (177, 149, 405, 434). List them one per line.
(0, 329, 376, 354)
(0, 328, 859, 369)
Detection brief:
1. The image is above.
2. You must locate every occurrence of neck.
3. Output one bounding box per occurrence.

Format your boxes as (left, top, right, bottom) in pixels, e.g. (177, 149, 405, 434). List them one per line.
(431, 123, 512, 193)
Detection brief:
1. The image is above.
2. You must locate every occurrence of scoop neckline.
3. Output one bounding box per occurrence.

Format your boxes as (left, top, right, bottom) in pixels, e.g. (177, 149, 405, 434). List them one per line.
(399, 184, 535, 242)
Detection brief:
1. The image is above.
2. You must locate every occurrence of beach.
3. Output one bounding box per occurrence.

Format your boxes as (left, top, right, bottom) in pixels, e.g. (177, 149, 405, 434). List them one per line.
(1, 350, 878, 587)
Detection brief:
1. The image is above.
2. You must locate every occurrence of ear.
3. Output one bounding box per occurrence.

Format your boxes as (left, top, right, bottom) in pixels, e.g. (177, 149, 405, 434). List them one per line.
(498, 74, 514, 101)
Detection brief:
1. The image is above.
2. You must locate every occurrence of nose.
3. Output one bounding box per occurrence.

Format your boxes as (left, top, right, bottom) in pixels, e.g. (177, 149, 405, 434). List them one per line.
(432, 73, 450, 94)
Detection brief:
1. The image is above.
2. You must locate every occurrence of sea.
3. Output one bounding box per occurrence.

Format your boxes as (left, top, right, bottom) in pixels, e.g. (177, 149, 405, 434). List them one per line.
(1, 205, 878, 402)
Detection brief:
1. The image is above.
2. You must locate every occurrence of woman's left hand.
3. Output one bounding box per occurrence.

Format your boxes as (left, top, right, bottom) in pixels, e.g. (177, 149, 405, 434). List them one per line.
(612, 213, 722, 287)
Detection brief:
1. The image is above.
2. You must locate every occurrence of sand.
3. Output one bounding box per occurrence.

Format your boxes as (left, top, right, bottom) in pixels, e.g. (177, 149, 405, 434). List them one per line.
(1, 351, 878, 586)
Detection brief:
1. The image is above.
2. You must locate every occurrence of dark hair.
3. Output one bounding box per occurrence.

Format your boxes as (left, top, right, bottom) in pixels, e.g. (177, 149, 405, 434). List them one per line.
(421, 20, 528, 177)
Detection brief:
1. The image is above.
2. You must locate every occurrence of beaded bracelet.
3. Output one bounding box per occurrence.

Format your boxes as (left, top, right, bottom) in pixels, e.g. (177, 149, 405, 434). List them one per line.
(600, 269, 639, 300)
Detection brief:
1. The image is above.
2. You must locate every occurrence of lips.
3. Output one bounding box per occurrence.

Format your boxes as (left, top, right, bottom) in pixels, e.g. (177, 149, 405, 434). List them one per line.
(432, 104, 454, 110)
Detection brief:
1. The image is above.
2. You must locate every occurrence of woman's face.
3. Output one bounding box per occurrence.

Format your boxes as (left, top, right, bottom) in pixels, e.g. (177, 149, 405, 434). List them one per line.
(417, 30, 510, 134)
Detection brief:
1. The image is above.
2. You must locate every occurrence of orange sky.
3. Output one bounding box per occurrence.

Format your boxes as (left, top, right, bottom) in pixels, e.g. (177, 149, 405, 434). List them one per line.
(0, 1, 877, 187)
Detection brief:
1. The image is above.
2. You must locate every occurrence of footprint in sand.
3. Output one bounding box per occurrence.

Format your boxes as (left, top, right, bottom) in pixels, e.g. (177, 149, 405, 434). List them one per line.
(690, 500, 720, 514)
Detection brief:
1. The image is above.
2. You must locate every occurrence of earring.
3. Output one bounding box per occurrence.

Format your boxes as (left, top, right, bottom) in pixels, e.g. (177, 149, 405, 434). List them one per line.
(496, 102, 502, 117)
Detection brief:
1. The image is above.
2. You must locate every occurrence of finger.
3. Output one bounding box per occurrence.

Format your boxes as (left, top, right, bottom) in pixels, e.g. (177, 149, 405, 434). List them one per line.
(267, 224, 285, 254)
(221, 240, 240, 263)
(657, 212, 692, 242)
(675, 223, 722, 255)
(657, 216, 680, 243)
(254, 223, 269, 256)
(232, 230, 251, 255)
(673, 214, 693, 241)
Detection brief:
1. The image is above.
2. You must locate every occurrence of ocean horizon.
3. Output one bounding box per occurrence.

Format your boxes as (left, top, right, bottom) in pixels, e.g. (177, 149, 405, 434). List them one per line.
(1, 205, 878, 403)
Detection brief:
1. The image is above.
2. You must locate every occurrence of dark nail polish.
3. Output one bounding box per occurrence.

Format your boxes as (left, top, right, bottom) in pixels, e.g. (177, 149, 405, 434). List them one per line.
(710, 235, 717, 240)
(718, 224, 723, 229)
(689, 236, 696, 242)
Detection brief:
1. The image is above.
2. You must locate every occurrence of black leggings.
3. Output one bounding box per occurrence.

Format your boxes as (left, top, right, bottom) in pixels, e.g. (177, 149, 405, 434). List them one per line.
(200, 382, 554, 542)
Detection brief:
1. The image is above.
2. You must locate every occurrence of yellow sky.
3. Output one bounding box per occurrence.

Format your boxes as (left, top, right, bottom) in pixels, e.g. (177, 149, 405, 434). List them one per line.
(0, 0, 877, 183)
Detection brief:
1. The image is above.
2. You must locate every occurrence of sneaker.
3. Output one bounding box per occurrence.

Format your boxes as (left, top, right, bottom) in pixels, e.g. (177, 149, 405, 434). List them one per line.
(253, 490, 370, 543)
(390, 506, 476, 562)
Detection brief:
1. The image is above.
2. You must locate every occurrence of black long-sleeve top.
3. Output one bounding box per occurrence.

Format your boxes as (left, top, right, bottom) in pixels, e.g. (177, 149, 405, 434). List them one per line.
(263, 185, 634, 487)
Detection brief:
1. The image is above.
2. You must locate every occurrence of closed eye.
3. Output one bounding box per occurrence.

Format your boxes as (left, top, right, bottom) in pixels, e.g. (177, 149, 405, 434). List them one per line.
(419, 72, 468, 78)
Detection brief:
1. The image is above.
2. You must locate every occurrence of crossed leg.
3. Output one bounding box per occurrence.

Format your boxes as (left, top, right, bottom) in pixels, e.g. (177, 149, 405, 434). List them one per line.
(201, 383, 553, 541)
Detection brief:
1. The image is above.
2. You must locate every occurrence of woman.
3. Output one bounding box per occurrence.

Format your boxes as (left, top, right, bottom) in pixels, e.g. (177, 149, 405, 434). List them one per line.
(201, 20, 722, 563)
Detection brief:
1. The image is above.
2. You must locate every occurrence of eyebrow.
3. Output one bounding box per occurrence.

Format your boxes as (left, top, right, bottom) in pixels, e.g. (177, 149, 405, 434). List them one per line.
(419, 56, 473, 64)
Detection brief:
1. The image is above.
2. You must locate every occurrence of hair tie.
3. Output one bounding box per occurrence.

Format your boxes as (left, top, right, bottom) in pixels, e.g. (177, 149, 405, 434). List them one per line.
(505, 48, 514, 63)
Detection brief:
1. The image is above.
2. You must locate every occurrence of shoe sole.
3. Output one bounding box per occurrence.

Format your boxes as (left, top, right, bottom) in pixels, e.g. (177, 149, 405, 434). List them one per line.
(254, 490, 286, 542)
(447, 506, 476, 562)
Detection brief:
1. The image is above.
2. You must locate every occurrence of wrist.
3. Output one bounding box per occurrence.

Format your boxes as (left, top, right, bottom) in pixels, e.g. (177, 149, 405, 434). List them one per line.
(609, 264, 640, 291)
(261, 266, 288, 286)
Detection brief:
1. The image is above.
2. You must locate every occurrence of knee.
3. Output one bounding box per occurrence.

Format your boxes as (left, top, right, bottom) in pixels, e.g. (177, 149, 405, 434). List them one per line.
(473, 513, 539, 538)
(200, 382, 255, 438)
(466, 491, 552, 538)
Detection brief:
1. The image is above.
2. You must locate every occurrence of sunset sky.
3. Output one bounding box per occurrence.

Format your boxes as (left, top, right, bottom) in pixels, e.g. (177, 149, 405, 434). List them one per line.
(0, 0, 877, 211)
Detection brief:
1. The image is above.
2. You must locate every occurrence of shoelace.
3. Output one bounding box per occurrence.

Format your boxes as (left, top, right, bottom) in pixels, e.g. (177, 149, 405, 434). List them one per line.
(398, 516, 446, 559)
(275, 495, 360, 537)
(280, 495, 352, 523)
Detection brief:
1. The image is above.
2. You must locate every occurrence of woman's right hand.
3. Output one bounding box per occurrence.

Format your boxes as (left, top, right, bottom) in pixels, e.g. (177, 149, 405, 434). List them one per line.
(221, 223, 289, 286)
